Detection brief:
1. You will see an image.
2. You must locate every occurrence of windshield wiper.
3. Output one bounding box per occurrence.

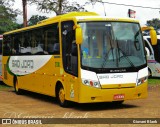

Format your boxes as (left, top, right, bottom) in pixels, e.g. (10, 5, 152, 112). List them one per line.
(134, 29, 141, 51)
(116, 39, 135, 68)
(101, 34, 114, 68)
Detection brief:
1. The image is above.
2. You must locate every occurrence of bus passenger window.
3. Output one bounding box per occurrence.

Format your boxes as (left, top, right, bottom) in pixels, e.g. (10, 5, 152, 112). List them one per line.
(3, 42, 11, 55)
(13, 37, 21, 55)
(0, 40, 2, 55)
(44, 43, 59, 54)
(3, 36, 11, 56)
(44, 23, 59, 55)
(20, 32, 31, 55)
(53, 43, 60, 54)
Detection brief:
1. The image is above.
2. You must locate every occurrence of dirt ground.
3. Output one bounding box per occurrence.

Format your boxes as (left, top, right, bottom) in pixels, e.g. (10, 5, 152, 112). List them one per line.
(0, 85, 160, 127)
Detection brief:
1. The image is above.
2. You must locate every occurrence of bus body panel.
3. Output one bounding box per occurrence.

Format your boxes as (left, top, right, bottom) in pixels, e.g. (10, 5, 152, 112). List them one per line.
(2, 56, 13, 86)
(3, 55, 62, 94)
(2, 55, 80, 102)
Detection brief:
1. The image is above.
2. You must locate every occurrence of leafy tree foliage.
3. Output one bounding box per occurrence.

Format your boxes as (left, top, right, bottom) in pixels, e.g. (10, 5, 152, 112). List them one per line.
(86, 0, 100, 5)
(28, 15, 48, 26)
(146, 18, 160, 30)
(28, 0, 86, 15)
(0, 0, 21, 34)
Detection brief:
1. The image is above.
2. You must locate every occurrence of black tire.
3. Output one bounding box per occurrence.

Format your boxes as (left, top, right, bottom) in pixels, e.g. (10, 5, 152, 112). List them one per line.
(56, 85, 70, 107)
(112, 100, 124, 105)
(14, 77, 22, 95)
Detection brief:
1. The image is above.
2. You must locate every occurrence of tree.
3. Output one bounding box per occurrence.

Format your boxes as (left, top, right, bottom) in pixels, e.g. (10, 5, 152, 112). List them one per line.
(146, 18, 160, 30)
(28, 0, 86, 15)
(22, 0, 27, 27)
(0, 0, 21, 34)
(85, 0, 106, 15)
(86, 0, 100, 6)
(28, 15, 48, 26)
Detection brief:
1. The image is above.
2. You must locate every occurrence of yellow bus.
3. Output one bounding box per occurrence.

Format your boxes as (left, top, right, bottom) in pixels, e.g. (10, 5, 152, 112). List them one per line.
(0, 35, 3, 80)
(2, 12, 157, 107)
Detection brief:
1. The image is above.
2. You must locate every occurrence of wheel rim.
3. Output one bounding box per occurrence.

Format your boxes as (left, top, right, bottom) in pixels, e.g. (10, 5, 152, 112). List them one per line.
(59, 88, 65, 104)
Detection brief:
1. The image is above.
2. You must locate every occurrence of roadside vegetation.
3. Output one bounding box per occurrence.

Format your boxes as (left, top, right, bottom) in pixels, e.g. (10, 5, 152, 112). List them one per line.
(0, 82, 12, 90)
(148, 78, 160, 85)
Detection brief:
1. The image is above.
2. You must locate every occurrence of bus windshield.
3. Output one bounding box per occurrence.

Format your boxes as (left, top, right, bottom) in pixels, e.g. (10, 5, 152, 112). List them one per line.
(79, 22, 146, 70)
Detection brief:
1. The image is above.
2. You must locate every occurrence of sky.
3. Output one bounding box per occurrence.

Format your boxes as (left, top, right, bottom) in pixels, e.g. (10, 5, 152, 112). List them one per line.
(13, 0, 160, 26)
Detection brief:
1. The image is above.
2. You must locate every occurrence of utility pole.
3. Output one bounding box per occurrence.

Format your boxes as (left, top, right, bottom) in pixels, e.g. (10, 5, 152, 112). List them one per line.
(22, 0, 27, 27)
(101, 1, 106, 16)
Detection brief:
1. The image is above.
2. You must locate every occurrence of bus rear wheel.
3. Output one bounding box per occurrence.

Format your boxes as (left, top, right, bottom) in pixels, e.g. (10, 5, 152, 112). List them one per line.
(57, 86, 69, 107)
(14, 78, 22, 95)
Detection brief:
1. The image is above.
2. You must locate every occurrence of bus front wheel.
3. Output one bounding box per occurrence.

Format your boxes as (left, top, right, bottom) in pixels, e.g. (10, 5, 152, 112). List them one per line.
(112, 100, 124, 105)
(57, 85, 69, 107)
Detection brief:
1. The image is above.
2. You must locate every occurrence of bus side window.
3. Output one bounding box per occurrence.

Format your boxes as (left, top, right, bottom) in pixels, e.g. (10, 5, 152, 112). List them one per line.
(0, 39, 2, 55)
(53, 43, 60, 54)
(44, 23, 59, 55)
(147, 37, 160, 62)
(31, 30, 42, 54)
(154, 39, 160, 63)
(23, 33, 30, 48)
(19, 32, 31, 55)
(13, 37, 21, 55)
(33, 28, 46, 55)
(3, 36, 11, 56)
(37, 28, 45, 54)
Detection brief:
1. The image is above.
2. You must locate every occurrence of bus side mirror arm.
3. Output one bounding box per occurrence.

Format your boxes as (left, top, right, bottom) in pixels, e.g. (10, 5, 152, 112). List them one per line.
(74, 25, 83, 45)
(141, 26, 157, 45)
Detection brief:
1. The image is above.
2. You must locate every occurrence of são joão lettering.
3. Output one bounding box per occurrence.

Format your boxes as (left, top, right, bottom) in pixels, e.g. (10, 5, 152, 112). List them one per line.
(12, 60, 34, 69)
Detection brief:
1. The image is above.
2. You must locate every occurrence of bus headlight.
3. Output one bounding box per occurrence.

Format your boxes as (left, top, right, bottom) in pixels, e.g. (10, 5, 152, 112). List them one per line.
(136, 76, 148, 86)
(82, 79, 101, 88)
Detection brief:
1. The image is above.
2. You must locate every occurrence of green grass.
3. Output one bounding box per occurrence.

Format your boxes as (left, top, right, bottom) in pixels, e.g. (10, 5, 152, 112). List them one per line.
(0, 82, 12, 90)
(148, 78, 160, 85)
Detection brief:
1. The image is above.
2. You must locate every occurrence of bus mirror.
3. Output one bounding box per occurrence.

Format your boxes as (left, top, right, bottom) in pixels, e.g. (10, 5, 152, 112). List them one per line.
(150, 29, 157, 45)
(76, 25, 83, 44)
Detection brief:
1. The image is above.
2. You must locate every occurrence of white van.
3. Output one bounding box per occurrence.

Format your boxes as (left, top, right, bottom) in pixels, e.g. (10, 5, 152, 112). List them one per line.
(144, 35, 160, 77)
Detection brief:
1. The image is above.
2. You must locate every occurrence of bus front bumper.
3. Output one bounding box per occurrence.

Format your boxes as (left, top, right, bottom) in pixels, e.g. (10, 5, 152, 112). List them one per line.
(78, 82, 148, 103)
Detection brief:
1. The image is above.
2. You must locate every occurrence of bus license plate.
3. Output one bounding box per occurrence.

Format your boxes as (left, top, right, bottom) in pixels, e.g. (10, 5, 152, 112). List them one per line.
(113, 94, 125, 100)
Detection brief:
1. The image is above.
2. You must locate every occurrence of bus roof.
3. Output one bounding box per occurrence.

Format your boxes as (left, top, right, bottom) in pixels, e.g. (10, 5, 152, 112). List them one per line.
(3, 12, 139, 35)
(37, 12, 99, 24)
